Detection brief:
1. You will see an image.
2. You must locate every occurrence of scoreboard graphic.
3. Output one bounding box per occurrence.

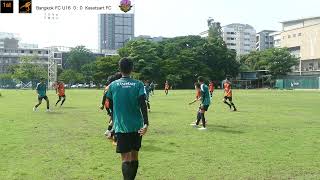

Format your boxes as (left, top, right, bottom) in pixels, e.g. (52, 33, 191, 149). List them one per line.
(0, 0, 13, 13)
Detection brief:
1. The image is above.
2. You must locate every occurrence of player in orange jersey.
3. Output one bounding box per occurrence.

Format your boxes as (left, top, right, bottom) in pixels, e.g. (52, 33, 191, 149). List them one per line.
(55, 81, 66, 107)
(189, 82, 201, 105)
(164, 80, 169, 95)
(223, 78, 237, 111)
(209, 80, 214, 97)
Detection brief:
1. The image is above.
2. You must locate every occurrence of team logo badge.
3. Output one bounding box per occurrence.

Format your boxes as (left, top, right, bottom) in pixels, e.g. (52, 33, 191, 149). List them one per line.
(19, 0, 32, 13)
(119, 0, 132, 13)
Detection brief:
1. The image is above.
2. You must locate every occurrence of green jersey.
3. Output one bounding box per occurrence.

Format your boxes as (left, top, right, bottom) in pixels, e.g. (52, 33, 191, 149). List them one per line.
(201, 84, 211, 106)
(106, 77, 145, 133)
(36, 83, 47, 97)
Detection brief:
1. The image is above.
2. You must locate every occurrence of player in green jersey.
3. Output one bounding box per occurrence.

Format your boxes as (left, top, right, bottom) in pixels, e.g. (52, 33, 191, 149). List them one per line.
(106, 58, 149, 180)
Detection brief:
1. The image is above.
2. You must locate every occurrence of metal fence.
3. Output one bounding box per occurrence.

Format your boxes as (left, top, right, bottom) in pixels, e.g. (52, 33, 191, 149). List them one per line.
(276, 76, 320, 89)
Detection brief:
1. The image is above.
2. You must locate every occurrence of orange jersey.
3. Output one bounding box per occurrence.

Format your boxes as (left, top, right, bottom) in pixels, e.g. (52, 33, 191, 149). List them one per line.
(165, 83, 169, 90)
(209, 83, 214, 92)
(224, 82, 232, 97)
(104, 99, 110, 109)
(196, 89, 201, 99)
(57, 83, 65, 96)
(104, 85, 110, 109)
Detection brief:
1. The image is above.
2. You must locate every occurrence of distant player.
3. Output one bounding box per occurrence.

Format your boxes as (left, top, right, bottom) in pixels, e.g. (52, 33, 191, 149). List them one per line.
(223, 78, 237, 111)
(164, 80, 169, 95)
(54, 81, 66, 107)
(150, 81, 155, 95)
(209, 80, 214, 97)
(190, 77, 211, 130)
(106, 58, 149, 180)
(33, 78, 50, 112)
(144, 80, 151, 112)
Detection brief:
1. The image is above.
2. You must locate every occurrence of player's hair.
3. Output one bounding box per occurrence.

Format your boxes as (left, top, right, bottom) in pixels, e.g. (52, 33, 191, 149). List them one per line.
(119, 57, 133, 74)
(40, 77, 45, 81)
(106, 72, 122, 86)
(197, 76, 205, 83)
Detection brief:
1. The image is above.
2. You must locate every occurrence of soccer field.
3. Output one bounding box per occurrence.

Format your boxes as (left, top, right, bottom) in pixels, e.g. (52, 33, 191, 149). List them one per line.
(0, 89, 320, 179)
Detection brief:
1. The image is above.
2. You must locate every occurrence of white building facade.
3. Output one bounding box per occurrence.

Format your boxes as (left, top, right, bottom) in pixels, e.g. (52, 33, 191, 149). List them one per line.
(222, 24, 256, 56)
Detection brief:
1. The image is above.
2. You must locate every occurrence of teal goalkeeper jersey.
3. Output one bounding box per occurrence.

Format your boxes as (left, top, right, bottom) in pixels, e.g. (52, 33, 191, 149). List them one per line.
(106, 77, 145, 133)
(201, 84, 211, 106)
(36, 83, 47, 97)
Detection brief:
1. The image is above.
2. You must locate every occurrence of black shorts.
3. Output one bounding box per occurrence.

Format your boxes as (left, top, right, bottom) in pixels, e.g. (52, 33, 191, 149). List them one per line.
(224, 96, 232, 101)
(38, 96, 48, 101)
(115, 132, 142, 153)
(200, 105, 210, 111)
(58, 95, 66, 98)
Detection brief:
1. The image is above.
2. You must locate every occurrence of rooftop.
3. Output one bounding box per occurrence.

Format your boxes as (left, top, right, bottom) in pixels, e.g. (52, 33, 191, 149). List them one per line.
(280, 16, 320, 24)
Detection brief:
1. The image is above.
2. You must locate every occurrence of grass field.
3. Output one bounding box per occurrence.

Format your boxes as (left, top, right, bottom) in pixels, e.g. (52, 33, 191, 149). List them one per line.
(0, 89, 320, 180)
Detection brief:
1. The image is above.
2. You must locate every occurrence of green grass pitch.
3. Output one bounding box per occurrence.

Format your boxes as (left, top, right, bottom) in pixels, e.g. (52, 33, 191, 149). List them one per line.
(0, 89, 320, 179)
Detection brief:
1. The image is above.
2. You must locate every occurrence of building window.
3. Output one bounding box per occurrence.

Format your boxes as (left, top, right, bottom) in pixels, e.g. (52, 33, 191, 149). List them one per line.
(298, 33, 302, 36)
(30, 50, 33, 54)
(288, 35, 291, 38)
(38, 51, 42, 54)
(21, 50, 24, 53)
(293, 34, 296, 37)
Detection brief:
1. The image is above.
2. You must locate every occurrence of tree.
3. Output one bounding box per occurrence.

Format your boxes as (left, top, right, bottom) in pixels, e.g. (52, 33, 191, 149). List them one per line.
(59, 69, 84, 84)
(119, 39, 161, 81)
(93, 56, 120, 85)
(117, 35, 240, 88)
(265, 48, 299, 78)
(64, 46, 95, 71)
(12, 56, 47, 87)
(81, 62, 97, 83)
(240, 48, 299, 78)
(166, 74, 182, 89)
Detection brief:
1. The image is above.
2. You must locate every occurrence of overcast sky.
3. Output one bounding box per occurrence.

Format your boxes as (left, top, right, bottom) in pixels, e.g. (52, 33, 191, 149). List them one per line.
(0, 0, 319, 49)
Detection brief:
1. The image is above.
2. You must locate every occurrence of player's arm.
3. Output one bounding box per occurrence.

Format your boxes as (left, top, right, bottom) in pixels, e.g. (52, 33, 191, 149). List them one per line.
(36, 84, 40, 95)
(189, 97, 201, 105)
(55, 85, 58, 94)
(105, 99, 112, 116)
(100, 93, 107, 110)
(138, 94, 149, 136)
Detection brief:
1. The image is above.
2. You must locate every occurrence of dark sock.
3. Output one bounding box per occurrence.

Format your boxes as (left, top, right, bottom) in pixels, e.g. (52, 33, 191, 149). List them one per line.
(147, 102, 150, 110)
(201, 113, 206, 128)
(131, 161, 139, 179)
(61, 99, 65, 106)
(231, 103, 237, 110)
(35, 104, 40, 108)
(196, 112, 201, 125)
(55, 100, 60, 105)
(122, 162, 132, 180)
(224, 101, 231, 109)
(107, 125, 112, 131)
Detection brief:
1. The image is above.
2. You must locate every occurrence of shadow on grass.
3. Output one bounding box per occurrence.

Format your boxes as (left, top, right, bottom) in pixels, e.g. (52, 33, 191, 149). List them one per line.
(60, 107, 78, 109)
(47, 111, 64, 114)
(148, 111, 175, 115)
(142, 144, 175, 153)
(143, 139, 176, 153)
(207, 125, 244, 134)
